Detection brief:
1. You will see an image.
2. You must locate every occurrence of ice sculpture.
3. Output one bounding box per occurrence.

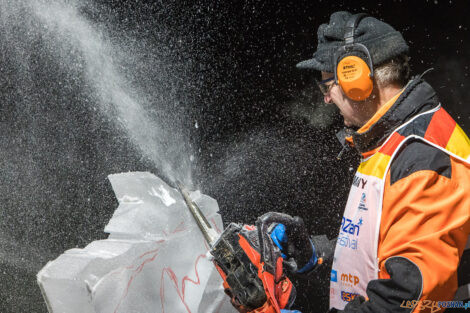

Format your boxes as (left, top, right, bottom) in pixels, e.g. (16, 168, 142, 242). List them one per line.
(37, 172, 236, 313)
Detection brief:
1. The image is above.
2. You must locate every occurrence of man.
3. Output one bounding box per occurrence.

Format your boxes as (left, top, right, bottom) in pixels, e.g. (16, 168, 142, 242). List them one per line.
(249, 11, 470, 313)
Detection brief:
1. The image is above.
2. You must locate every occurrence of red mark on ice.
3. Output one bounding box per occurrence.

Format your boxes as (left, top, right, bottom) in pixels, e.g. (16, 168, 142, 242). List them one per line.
(108, 240, 167, 279)
(113, 248, 161, 313)
(162, 221, 187, 237)
(210, 217, 222, 234)
(172, 221, 187, 234)
(112, 222, 210, 313)
(160, 254, 207, 313)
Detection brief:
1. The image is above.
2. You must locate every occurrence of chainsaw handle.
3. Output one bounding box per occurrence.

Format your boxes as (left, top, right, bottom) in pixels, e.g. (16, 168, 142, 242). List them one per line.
(256, 212, 303, 272)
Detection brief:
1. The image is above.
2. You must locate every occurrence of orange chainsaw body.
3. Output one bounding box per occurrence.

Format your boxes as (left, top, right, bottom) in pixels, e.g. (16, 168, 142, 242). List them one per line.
(211, 224, 294, 313)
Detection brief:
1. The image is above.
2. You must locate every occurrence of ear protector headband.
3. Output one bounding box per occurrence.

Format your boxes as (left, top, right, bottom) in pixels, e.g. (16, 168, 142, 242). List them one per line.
(334, 13, 374, 101)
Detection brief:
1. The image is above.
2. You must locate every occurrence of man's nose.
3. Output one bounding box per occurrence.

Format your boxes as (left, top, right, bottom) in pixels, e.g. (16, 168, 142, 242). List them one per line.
(324, 93, 332, 104)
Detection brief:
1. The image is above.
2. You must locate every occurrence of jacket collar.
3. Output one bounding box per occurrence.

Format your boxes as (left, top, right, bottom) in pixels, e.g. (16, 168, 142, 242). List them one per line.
(337, 76, 440, 155)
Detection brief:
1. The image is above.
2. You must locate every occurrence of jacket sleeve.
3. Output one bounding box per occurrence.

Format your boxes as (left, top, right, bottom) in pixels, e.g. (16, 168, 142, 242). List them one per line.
(298, 235, 337, 301)
(310, 235, 336, 269)
(340, 141, 470, 313)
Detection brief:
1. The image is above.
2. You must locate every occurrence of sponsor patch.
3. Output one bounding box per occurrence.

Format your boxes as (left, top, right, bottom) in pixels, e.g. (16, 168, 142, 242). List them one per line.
(340, 272, 359, 287)
(358, 192, 368, 211)
(331, 269, 337, 282)
(341, 291, 360, 302)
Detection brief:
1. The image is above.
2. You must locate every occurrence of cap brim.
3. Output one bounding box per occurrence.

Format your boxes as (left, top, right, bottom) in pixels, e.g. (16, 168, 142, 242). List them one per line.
(296, 57, 331, 72)
(296, 58, 319, 69)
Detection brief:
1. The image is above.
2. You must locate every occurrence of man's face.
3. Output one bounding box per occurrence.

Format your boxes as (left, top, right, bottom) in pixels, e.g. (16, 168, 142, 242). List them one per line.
(321, 71, 369, 128)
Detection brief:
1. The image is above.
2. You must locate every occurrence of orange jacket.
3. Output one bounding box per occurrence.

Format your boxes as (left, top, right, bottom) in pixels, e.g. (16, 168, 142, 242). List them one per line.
(313, 77, 470, 313)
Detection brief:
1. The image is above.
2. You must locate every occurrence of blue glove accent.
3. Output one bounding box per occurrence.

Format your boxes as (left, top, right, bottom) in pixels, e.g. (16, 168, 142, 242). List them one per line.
(281, 310, 302, 313)
(270, 223, 287, 258)
(296, 239, 317, 274)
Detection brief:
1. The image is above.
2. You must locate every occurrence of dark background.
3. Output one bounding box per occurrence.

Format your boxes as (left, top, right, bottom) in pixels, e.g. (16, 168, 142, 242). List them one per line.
(0, 1, 469, 312)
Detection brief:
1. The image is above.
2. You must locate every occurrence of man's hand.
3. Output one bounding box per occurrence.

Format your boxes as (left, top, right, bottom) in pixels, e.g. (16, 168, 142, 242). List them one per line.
(270, 217, 317, 274)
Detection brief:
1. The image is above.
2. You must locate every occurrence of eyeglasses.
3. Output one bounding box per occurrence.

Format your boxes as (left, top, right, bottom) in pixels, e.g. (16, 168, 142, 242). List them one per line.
(316, 77, 336, 95)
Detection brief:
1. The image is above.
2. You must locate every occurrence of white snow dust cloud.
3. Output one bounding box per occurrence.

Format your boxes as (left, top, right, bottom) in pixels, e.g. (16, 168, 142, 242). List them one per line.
(25, 0, 193, 186)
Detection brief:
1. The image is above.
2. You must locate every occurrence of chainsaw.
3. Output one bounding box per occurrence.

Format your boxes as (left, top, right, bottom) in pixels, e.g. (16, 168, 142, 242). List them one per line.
(177, 184, 299, 313)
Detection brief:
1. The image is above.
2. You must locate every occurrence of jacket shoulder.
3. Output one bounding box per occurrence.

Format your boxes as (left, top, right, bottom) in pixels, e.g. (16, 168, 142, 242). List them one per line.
(389, 139, 451, 185)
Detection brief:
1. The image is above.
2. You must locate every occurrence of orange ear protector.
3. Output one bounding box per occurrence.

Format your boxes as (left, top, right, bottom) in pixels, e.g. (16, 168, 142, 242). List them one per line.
(334, 13, 374, 101)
